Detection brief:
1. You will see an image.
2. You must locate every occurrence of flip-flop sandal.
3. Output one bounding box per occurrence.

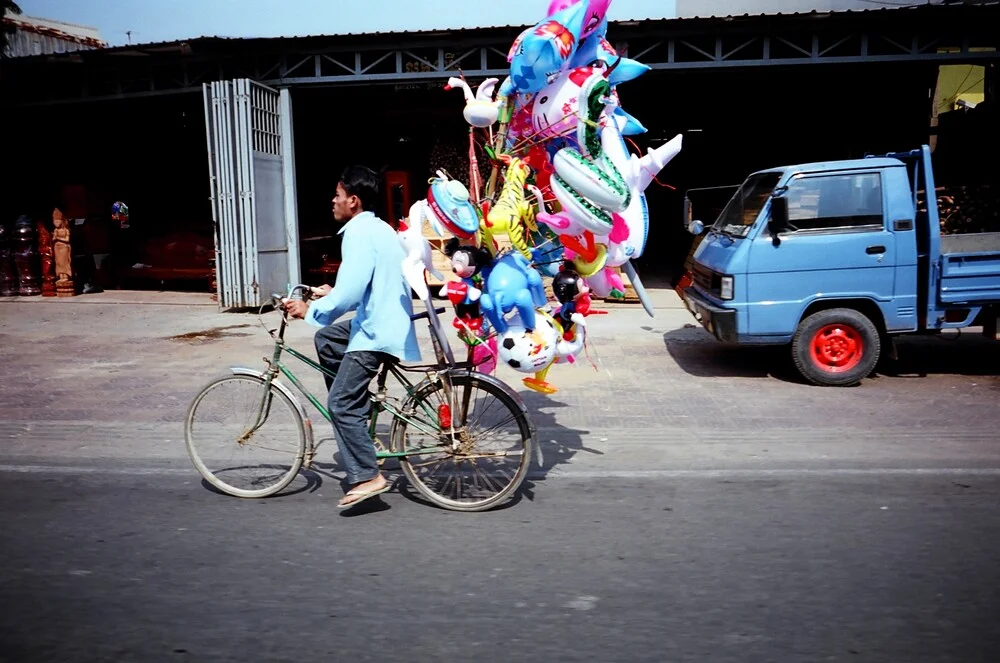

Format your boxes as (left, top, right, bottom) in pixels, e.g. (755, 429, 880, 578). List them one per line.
(337, 482, 391, 509)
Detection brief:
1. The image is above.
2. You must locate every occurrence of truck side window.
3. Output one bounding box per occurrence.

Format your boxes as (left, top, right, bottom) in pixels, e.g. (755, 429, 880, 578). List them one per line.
(784, 173, 883, 232)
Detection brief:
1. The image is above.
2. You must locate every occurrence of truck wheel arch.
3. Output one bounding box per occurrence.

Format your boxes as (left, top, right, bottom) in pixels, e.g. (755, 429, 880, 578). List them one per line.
(798, 298, 888, 338)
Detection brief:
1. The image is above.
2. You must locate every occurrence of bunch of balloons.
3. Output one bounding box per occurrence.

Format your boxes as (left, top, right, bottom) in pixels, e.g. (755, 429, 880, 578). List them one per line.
(398, 0, 683, 394)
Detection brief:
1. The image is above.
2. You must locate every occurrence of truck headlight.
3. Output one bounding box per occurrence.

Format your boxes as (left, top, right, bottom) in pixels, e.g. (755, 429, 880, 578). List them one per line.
(720, 275, 734, 300)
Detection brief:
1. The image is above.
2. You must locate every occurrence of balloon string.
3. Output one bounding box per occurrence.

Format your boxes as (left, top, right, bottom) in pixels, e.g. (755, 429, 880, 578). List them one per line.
(581, 330, 601, 373)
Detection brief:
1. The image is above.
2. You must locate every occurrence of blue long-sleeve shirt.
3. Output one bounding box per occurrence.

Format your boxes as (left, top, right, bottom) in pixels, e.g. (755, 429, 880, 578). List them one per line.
(306, 211, 420, 362)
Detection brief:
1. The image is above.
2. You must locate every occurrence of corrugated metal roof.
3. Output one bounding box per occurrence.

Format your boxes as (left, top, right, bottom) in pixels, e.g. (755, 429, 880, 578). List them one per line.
(15, 1, 999, 58)
(2, 13, 105, 46)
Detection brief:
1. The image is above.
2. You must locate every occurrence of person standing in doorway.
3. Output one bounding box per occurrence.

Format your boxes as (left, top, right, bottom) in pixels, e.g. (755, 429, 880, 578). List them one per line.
(282, 165, 419, 508)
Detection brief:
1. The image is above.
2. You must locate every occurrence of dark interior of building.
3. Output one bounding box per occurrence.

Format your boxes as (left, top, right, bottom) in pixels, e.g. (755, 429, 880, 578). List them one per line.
(291, 60, 949, 285)
(3, 58, 993, 292)
(3, 92, 213, 291)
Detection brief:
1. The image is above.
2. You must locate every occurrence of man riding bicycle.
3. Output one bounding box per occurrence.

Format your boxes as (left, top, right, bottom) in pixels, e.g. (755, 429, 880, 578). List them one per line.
(282, 165, 419, 509)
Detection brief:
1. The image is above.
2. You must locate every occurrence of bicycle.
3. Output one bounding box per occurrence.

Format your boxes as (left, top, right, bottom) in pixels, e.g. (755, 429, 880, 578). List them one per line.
(184, 284, 536, 511)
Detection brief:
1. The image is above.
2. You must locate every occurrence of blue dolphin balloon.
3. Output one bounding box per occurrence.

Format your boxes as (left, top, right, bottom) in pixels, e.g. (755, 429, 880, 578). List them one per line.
(569, 19, 651, 87)
(500, 1, 588, 96)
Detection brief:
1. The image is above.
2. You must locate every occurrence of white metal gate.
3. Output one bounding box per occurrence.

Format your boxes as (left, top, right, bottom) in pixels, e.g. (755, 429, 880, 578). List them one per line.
(203, 79, 301, 308)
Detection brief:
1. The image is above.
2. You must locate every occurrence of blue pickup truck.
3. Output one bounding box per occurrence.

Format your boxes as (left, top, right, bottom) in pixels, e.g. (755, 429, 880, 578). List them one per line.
(679, 145, 1000, 386)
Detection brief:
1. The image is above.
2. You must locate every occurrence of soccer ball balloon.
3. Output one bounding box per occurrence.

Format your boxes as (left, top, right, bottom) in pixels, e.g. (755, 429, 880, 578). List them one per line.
(497, 311, 559, 373)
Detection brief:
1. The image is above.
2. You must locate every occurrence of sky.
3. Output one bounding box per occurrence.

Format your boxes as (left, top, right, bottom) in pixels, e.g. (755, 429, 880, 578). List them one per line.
(14, 0, 680, 46)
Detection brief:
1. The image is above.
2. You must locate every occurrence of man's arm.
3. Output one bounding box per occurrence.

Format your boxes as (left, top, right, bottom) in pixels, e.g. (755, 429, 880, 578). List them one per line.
(304, 229, 375, 327)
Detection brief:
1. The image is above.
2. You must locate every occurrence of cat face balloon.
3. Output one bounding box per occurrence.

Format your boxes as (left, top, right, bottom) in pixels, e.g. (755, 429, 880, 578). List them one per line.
(529, 65, 605, 140)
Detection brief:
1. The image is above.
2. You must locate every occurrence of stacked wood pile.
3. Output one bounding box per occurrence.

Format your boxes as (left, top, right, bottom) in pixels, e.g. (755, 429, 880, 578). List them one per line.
(920, 184, 1000, 234)
(427, 136, 491, 192)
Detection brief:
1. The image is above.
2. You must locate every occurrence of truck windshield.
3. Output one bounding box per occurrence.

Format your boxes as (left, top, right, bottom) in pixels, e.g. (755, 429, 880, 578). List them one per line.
(711, 172, 782, 238)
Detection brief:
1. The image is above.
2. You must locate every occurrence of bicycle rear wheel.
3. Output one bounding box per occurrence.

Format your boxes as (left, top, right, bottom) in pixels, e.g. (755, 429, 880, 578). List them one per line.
(390, 371, 534, 511)
(185, 374, 306, 497)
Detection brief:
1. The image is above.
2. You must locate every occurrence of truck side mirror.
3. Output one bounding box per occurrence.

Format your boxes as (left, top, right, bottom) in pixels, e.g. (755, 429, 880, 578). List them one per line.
(683, 194, 704, 234)
(768, 195, 788, 246)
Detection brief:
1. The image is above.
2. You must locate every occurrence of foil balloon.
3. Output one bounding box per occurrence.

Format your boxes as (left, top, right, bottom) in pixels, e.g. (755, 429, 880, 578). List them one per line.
(529, 65, 603, 141)
(547, 0, 611, 40)
(445, 77, 501, 127)
(501, 1, 588, 96)
(499, 309, 564, 394)
(472, 335, 499, 374)
(398, 215, 444, 301)
(597, 116, 684, 261)
(425, 175, 481, 239)
(536, 67, 631, 237)
(480, 252, 548, 334)
(497, 310, 559, 375)
(568, 19, 650, 87)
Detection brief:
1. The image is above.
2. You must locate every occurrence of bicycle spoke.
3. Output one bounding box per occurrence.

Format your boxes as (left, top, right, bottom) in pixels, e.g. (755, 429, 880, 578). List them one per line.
(391, 373, 532, 511)
(186, 375, 305, 497)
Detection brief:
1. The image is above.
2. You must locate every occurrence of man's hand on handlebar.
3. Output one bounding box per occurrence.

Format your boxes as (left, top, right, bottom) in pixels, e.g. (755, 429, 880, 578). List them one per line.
(277, 283, 330, 319)
(280, 298, 309, 319)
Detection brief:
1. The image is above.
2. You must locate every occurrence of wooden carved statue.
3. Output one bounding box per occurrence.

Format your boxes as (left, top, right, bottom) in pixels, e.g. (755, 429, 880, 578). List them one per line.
(52, 208, 74, 297)
(13, 216, 41, 296)
(0, 223, 18, 297)
(37, 220, 56, 296)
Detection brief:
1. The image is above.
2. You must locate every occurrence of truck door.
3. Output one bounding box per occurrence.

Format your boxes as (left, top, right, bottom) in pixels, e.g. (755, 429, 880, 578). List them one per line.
(746, 170, 894, 335)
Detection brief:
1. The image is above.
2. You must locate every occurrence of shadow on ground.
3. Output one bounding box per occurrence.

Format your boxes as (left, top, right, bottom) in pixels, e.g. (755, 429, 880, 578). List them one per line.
(662, 324, 800, 382)
(883, 332, 1000, 380)
(663, 324, 1000, 385)
(251, 387, 592, 513)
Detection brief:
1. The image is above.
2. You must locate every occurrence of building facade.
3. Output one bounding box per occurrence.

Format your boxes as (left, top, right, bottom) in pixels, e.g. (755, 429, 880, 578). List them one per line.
(1, 2, 996, 305)
(2, 12, 105, 57)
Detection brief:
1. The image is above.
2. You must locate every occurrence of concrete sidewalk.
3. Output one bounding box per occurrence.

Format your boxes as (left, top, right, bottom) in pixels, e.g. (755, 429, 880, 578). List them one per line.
(1, 289, 998, 476)
(0, 286, 689, 309)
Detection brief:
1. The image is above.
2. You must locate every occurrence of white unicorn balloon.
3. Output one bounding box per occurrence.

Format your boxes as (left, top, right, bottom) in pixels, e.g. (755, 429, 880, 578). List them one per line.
(445, 77, 502, 128)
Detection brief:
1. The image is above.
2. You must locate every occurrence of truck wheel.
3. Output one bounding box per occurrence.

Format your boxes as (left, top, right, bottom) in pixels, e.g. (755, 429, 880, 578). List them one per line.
(792, 308, 880, 386)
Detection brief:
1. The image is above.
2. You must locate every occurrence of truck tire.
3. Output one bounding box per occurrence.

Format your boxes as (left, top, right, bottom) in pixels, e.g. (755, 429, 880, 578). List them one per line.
(792, 308, 880, 386)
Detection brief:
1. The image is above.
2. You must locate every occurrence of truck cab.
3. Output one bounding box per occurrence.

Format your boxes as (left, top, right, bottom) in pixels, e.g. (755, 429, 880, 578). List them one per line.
(680, 145, 1000, 386)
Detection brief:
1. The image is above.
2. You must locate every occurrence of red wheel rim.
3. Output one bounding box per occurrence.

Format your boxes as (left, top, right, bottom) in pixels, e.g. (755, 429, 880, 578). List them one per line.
(810, 324, 863, 373)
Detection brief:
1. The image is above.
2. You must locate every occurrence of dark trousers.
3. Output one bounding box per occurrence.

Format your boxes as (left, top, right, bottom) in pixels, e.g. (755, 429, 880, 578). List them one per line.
(313, 319, 389, 485)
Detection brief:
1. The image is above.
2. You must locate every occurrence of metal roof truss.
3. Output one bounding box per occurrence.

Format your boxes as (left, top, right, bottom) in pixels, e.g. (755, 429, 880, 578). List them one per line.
(4, 21, 997, 106)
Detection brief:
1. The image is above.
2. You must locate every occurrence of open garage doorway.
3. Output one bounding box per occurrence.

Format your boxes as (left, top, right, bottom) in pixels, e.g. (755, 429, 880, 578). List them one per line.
(3, 92, 215, 293)
(288, 82, 472, 285)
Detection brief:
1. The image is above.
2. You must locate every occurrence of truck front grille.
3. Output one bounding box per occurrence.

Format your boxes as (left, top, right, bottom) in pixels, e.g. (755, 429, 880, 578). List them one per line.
(692, 264, 721, 296)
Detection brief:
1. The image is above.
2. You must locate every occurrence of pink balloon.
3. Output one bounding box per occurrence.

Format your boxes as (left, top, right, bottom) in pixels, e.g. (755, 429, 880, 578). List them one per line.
(547, 0, 612, 38)
(472, 336, 498, 374)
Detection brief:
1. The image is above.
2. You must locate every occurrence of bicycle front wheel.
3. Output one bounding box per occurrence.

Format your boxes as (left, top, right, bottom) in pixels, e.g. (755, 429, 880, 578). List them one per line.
(390, 371, 534, 511)
(185, 374, 306, 497)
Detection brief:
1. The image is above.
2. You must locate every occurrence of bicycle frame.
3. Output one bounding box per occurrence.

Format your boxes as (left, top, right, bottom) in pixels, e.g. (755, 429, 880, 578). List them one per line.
(243, 287, 490, 469)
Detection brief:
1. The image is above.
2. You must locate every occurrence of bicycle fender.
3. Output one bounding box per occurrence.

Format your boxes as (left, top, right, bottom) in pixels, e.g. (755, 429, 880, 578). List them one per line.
(228, 367, 315, 451)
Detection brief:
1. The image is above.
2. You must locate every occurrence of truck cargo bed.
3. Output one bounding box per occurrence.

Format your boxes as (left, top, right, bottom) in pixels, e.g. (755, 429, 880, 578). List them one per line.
(938, 232, 1000, 305)
(940, 232, 1000, 255)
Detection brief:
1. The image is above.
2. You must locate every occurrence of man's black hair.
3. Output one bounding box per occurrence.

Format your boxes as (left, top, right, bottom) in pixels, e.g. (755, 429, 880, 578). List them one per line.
(339, 165, 379, 212)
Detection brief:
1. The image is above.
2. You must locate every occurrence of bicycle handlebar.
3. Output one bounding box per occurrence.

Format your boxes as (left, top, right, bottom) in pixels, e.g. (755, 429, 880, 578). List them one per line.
(271, 284, 313, 308)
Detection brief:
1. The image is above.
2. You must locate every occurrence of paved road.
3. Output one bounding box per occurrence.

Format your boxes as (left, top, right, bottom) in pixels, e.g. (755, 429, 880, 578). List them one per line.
(1, 292, 998, 661)
(1, 468, 998, 662)
(1, 292, 998, 474)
